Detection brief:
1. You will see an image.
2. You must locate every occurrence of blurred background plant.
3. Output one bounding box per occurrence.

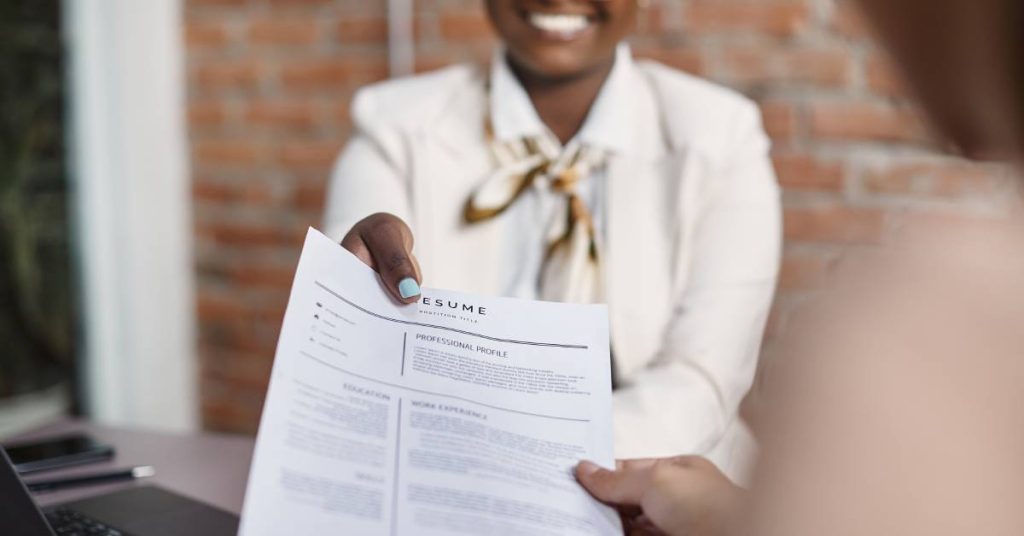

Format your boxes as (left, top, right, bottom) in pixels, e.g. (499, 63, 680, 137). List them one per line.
(0, 0, 77, 407)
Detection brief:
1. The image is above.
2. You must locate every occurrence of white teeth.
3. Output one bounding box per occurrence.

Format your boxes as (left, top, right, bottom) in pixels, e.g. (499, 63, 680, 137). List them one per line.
(528, 12, 590, 35)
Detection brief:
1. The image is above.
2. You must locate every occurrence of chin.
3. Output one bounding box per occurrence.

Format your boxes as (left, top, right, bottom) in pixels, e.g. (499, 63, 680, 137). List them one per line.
(509, 46, 607, 80)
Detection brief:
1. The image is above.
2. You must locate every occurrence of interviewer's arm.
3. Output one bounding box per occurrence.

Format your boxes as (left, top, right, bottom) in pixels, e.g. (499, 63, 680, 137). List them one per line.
(575, 456, 746, 536)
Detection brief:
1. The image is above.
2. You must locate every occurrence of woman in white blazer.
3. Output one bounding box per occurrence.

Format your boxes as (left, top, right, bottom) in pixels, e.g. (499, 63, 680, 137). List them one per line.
(323, 0, 781, 479)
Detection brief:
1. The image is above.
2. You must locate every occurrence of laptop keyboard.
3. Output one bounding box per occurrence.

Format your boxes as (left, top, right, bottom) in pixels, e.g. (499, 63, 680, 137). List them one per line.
(45, 507, 125, 536)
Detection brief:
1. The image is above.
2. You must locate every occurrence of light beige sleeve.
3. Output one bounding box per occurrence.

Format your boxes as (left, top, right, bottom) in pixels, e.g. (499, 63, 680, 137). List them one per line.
(322, 87, 414, 242)
(613, 102, 781, 479)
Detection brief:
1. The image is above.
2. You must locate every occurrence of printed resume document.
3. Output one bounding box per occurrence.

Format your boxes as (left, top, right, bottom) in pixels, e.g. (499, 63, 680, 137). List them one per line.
(239, 228, 620, 535)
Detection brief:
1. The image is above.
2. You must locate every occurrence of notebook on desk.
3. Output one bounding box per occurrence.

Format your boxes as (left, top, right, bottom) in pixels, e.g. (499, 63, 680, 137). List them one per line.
(0, 448, 238, 536)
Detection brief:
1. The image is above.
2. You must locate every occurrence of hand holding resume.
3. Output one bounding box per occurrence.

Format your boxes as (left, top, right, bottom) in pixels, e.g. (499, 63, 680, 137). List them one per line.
(239, 228, 620, 535)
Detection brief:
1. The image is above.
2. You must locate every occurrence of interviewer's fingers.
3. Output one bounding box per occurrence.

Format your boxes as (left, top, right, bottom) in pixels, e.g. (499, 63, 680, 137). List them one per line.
(340, 213, 422, 304)
(575, 459, 655, 506)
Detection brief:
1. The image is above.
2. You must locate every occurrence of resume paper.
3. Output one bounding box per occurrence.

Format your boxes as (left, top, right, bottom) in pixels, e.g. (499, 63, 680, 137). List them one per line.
(239, 228, 620, 535)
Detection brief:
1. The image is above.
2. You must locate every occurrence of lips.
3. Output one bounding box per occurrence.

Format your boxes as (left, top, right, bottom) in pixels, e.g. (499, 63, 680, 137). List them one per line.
(526, 11, 594, 39)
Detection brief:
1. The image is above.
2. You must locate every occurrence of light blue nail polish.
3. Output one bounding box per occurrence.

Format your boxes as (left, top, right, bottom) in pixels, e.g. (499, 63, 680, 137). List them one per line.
(398, 278, 420, 299)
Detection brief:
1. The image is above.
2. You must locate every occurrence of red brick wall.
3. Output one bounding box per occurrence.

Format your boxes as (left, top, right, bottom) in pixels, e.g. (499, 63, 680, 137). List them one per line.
(186, 0, 1015, 433)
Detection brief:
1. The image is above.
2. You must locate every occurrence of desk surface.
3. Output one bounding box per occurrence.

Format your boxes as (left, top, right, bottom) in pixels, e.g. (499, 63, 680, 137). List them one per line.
(10, 420, 255, 515)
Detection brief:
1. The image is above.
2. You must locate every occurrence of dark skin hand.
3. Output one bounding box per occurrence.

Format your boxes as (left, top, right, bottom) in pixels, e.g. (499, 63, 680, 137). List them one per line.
(341, 213, 422, 304)
(342, 0, 639, 299)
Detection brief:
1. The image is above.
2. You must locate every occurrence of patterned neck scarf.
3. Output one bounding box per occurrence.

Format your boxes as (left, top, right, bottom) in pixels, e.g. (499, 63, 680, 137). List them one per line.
(464, 129, 607, 304)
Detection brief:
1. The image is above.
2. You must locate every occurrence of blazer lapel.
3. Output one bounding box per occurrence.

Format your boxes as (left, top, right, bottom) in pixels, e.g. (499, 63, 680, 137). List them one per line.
(602, 56, 688, 379)
(605, 152, 688, 378)
(412, 69, 510, 295)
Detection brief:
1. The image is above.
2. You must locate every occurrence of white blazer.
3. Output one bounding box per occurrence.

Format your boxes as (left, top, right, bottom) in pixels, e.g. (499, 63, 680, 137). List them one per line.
(324, 55, 781, 480)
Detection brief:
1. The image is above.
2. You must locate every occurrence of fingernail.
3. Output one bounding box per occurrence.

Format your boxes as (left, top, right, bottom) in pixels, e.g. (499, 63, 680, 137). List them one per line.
(398, 277, 421, 299)
(577, 460, 601, 476)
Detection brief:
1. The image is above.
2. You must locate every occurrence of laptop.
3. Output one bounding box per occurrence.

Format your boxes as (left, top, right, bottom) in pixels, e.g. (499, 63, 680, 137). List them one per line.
(0, 448, 238, 536)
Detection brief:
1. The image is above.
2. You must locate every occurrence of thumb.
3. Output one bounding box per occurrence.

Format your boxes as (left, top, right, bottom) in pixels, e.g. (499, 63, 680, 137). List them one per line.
(575, 460, 652, 506)
(341, 213, 422, 304)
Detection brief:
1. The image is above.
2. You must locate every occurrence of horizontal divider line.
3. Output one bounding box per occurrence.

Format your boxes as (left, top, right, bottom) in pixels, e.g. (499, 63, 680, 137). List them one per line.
(314, 281, 588, 350)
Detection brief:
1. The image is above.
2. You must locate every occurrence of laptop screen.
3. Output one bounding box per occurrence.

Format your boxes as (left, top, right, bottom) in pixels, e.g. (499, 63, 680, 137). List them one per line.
(0, 448, 53, 535)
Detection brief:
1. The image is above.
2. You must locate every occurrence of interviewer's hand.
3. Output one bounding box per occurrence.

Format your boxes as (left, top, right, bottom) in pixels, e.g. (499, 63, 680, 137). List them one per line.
(575, 456, 744, 536)
(341, 213, 422, 304)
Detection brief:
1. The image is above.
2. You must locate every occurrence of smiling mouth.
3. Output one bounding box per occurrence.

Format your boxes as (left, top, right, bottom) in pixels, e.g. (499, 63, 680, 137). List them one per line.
(525, 11, 595, 39)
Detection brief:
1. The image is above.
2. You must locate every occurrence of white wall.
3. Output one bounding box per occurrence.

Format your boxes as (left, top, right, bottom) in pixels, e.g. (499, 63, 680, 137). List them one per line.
(387, 0, 415, 77)
(65, 0, 197, 431)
